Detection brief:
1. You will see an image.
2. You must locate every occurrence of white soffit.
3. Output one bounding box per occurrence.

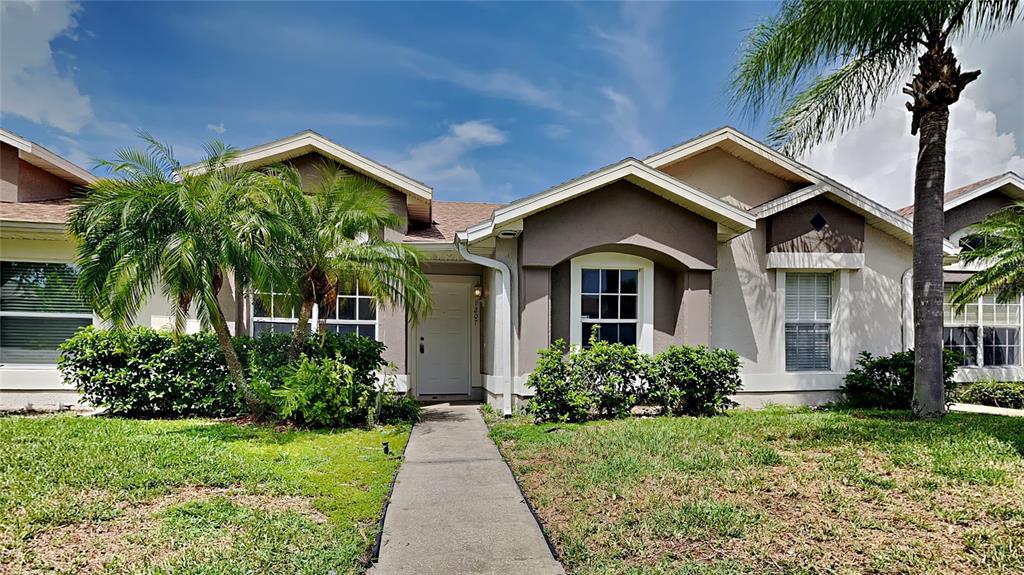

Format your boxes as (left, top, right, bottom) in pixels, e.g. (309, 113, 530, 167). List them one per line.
(460, 158, 756, 243)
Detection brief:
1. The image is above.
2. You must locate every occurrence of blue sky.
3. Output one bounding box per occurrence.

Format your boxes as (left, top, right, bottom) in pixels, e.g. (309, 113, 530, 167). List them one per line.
(2, 1, 1021, 208)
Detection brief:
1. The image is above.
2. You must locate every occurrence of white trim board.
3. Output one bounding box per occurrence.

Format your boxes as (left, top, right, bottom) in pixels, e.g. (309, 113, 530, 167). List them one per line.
(766, 252, 865, 270)
(943, 173, 1024, 213)
(181, 130, 432, 202)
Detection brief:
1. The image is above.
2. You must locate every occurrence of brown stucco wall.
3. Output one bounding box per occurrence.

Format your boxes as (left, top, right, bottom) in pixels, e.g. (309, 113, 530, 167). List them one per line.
(1, 143, 18, 202)
(766, 196, 865, 253)
(944, 191, 1014, 238)
(657, 148, 796, 209)
(519, 267, 551, 374)
(550, 261, 571, 345)
(1, 144, 79, 203)
(519, 180, 718, 270)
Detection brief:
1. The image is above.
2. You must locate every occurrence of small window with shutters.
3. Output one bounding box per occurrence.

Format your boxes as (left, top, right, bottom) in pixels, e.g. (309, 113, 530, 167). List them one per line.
(785, 272, 832, 371)
(0, 261, 93, 364)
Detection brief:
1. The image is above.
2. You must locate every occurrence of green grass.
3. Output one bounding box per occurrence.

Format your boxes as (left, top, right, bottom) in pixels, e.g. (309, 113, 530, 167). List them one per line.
(489, 407, 1024, 575)
(0, 414, 410, 574)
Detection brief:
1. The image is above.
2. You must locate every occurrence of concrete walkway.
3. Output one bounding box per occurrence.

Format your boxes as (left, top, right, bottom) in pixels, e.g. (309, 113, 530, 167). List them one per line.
(950, 402, 1024, 417)
(371, 403, 564, 575)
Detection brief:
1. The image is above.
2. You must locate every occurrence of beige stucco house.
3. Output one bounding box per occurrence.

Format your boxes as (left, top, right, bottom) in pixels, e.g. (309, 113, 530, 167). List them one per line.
(4, 126, 1016, 414)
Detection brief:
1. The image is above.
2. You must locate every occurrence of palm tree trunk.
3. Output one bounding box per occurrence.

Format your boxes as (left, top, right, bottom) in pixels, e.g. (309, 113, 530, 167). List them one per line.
(207, 299, 252, 411)
(289, 299, 315, 360)
(911, 105, 949, 419)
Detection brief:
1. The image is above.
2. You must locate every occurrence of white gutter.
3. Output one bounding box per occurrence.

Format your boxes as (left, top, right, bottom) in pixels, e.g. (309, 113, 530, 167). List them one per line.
(456, 237, 514, 416)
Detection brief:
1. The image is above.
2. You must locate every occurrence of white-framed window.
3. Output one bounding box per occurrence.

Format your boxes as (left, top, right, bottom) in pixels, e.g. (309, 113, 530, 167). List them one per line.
(944, 284, 1021, 367)
(580, 268, 639, 346)
(251, 280, 377, 339)
(569, 253, 654, 354)
(784, 272, 832, 371)
(0, 261, 93, 364)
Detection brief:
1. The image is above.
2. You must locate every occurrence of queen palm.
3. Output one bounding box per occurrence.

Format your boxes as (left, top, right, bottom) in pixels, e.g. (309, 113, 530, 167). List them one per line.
(68, 133, 278, 409)
(950, 203, 1024, 306)
(731, 0, 1021, 418)
(252, 162, 431, 358)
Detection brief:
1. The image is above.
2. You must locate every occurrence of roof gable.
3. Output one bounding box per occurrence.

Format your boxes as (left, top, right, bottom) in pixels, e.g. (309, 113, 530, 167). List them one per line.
(459, 158, 756, 243)
(0, 129, 96, 186)
(751, 184, 958, 256)
(181, 130, 433, 221)
(898, 172, 1024, 217)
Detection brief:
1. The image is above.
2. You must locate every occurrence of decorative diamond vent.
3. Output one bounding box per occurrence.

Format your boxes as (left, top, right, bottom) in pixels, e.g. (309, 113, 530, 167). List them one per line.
(810, 212, 827, 231)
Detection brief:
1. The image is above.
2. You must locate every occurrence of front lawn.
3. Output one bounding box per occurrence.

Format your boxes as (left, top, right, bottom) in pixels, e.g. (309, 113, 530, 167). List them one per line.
(0, 415, 410, 574)
(489, 407, 1024, 575)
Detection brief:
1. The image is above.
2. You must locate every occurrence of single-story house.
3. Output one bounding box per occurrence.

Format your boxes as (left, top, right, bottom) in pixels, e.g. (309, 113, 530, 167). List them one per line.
(2, 126, 1016, 414)
(898, 171, 1024, 383)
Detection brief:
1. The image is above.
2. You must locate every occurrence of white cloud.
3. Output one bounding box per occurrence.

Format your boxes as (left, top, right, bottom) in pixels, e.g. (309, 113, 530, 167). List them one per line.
(802, 94, 1024, 210)
(0, 0, 93, 133)
(591, 2, 671, 112)
(394, 121, 508, 191)
(206, 122, 226, 134)
(601, 87, 650, 155)
(395, 48, 561, 111)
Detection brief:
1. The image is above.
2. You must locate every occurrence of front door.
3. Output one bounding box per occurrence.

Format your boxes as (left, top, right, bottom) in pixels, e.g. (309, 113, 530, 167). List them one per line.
(416, 280, 471, 396)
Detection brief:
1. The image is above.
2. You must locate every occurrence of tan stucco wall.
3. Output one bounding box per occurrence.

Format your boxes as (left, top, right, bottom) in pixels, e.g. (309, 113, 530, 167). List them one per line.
(711, 214, 910, 392)
(285, 152, 410, 238)
(1, 143, 80, 203)
(767, 196, 865, 253)
(657, 148, 796, 209)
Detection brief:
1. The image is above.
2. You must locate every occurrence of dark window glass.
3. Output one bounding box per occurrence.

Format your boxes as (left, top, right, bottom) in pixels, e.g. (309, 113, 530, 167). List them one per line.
(620, 296, 637, 320)
(618, 323, 637, 346)
(983, 327, 1019, 366)
(599, 323, 618, 343)
(357, 325, 376, 338)
(358, 298, 376, 321)
(581, 295, 599, 318)
(943, 327, 978, 366)
(581, 269, 600, 293)
(333, 324, 358, 335)
(600, 295, 618, 319)
(600, 270, 619, 294)
(620, 270, 638, 294)
(337, 297, 356, 320)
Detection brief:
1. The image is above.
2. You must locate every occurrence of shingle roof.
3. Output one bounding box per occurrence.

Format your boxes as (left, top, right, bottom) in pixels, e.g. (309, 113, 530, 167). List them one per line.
(897, 172, 1015, 217)
(0, 198, 75, 224)
(405, 200, 504, 243)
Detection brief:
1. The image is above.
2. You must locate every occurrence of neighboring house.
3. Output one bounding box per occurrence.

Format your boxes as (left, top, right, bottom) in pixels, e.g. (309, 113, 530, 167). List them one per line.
(9, 126, 1014, 415)
(898, 172, 1024, 383)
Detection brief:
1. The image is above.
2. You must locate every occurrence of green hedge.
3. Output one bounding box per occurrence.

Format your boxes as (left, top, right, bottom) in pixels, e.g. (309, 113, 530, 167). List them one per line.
(58, 326, 408, 423)
(959, 381, 1024, 409)
(527, 332, 742, 423)
(840, 349, 961, 409)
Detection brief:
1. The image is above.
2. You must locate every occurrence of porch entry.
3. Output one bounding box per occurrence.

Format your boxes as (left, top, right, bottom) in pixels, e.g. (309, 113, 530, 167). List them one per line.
(415, 278, 473, 397)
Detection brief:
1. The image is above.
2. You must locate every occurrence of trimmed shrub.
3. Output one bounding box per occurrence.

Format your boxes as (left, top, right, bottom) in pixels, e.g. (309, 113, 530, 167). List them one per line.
(840, 349, 961, 409)
(526, 339, 592, 423)
(646, 345, 742, 416)
(526, 332, 742, 422)
(959, 380, 1024, 409)
(59, 326, 235, 417)
(59, 327, 405, 425)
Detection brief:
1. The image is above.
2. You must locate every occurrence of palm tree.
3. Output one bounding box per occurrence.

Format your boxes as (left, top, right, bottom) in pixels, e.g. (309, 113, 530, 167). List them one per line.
(949, 202, 1024, 306)
(251, 161, 431, 358)
(68, 133, 279, 410)
(730, 0, 1021, 418)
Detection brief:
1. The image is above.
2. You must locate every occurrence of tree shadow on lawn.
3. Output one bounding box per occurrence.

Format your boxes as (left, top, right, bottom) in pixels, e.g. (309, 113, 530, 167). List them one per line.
(163, 421, 317, 447)
(793, 407, 1024, 458)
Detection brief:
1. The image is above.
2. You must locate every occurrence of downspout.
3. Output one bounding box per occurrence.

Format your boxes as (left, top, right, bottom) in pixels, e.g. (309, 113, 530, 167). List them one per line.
(457, 236, 515, 416)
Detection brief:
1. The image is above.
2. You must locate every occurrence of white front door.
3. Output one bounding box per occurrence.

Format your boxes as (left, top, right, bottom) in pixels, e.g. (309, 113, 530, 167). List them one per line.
(416, 281, 471, 396)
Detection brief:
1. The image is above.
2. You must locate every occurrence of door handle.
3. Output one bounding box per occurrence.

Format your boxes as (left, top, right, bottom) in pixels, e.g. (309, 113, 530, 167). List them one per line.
(419, 343, 424, 353)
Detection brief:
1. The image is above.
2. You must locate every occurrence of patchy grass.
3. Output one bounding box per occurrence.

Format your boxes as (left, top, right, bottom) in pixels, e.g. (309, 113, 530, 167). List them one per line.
(488, 407, 1024, 575)
(0, 415, 409, 574)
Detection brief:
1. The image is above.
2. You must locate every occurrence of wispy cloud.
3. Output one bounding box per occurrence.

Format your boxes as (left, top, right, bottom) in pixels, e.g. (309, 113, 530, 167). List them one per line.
(1, 0, 93, 133)
(543, 123, 570, 139)
(242, 109, 399, 129)
(601, 87, 649, 154)
(591, 2, 672, 112)
(395, 47, 562, 112)
(206, 122, 226, 134)
(394, 120, 508, 191)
